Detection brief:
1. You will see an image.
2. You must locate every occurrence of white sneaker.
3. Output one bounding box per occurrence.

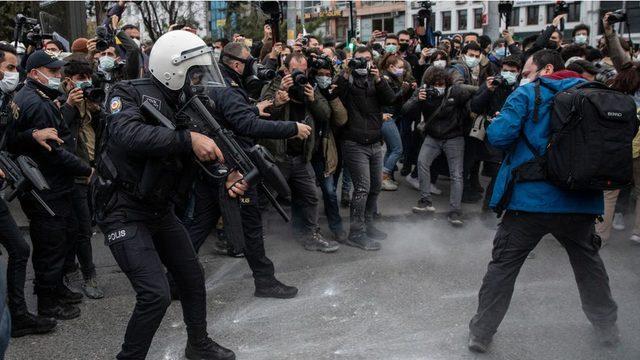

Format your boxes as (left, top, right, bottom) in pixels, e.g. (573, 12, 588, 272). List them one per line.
(381, 179, 398, 191)
(612, 212, 625, 231)
(430, 183, 442, 195)
(630, 234, 640, 244)
(405, 174, 420, 190)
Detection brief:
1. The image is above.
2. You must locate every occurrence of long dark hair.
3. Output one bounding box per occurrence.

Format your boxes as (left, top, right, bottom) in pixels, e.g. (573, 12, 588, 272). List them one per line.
(610, 61, 640, 95)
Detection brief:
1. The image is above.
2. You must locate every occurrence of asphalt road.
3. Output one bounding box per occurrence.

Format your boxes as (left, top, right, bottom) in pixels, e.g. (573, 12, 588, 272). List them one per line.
(4, 175, 640, 360)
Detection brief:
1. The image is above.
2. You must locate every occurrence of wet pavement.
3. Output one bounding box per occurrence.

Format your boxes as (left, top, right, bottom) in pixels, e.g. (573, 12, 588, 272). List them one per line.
(4, 176, 640, 360)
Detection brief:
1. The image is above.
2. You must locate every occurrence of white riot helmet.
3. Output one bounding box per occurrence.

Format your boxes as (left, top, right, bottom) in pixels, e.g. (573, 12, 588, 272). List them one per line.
(149, 30, 225, 91)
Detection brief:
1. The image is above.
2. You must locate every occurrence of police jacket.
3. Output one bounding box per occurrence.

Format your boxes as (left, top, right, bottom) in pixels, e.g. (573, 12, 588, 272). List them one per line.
(334, 72, 395, 145)
(102, 78, 194, 212)
(208, 65, 298, 148)
(10, 79, 92, 200)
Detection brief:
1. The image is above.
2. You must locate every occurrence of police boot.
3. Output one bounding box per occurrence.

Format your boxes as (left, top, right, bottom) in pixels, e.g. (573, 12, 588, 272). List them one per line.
(11, 312, 57, 338)
(57, 285, 83, 304)
(38, 296, 80, 320)
(185, 336, 236, 360)
(254, 279, 298, 299)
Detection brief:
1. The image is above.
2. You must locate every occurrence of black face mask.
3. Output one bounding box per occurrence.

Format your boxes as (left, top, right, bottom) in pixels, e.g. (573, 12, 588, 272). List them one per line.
(399, 43, 409, 52)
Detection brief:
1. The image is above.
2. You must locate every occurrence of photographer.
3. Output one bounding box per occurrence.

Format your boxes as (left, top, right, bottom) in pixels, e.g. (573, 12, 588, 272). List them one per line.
(59, 60, 104, 300)
(402, 67, 477, 226)
(11, 50, 93, 320)
(470, 55, 522, 209)
(602, 11, 633, 72)
(453, 42, 483, 86)
(334, 46, 395, 250)
(260, 53, 340, 253)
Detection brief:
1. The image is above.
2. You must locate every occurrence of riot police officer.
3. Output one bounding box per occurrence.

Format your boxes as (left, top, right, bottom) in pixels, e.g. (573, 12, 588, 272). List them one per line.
(95, 31, 240, 360)
(187, 41, 311, 299)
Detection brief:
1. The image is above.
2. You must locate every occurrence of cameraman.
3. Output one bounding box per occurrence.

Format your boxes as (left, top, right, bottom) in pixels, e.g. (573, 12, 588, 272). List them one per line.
(334, 46, 395, 250)
(260, 53, 340, 253)
(59, 60, 104, 299)
(470, 55, 522, 209)
(402, 67, 477, 226)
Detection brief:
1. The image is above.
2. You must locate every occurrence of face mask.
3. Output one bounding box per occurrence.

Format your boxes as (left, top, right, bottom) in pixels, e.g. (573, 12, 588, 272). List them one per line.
(465, 55, 480, 68)
(494, 47, 506, 59)
(99, 56, 116, 72)
(399, 43, 409, 52)
(0, 71, 19, 93)
(316, 76, 331, 89)
(393, 68, 404, 77)
(500, 71, 517, 85)
(74, 80, 92, 89)
(519, 78, 532, 86)
(132, 38, 141, 47)
(384, 44, 397, 54)
(213, 48, 221, 61)
(435, 86, 445, 96)
(354, 68, 368, 76)
(36, 70, 61, 91)
(574, 35, 588, 45)
(433, 60, 446, 69)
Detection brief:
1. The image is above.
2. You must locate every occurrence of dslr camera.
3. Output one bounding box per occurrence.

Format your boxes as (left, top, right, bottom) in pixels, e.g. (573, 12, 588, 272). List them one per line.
(14, 14, 53, 49)
(553, 1, 569, 17)
(290, 69, 308, 85)
(491, 75, 505, 87)
(77, 82, 106, 103)
(422, 85, 440, 99)
(309, 54, 332, 70)
(348, 57, 369, 71)
(95, 26, 115, 52)
(606, 9, 628, 25)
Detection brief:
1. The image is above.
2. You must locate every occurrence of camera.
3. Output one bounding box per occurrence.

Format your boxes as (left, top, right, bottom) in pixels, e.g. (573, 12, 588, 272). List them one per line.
(290, 69, 308, 85)
(606, 9, 628, 25)
(348, 57, 369, 70)
(417, 1, 433, 25)
(95, 26, 115, 52)
(254, 63, 276, 81)
(309, 54, 332, 70)
(14, 14, 53, 49)
(553, 1, 569, 17)
(422, 86, 440, 99)
(80, 83, 106, 103)
(491, 75, 505, 87)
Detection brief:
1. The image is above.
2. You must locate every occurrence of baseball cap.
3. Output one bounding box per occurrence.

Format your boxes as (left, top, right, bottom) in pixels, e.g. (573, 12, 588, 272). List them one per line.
(25, 50, 66, 72)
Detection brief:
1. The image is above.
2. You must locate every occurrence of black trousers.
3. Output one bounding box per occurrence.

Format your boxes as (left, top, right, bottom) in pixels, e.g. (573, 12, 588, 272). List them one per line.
(64, 184, 97, 279)
(470, 211, 618, 339)
(20, 193, 76, 298)
(101, 211, 208, 360)
(185, 177, 276, 287)
(0, 199, 30, 316)
(277, 155, 319, 235)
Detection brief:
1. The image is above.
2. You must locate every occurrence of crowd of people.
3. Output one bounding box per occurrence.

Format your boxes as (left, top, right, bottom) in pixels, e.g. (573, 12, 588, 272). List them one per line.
(0, 2, 638, 358)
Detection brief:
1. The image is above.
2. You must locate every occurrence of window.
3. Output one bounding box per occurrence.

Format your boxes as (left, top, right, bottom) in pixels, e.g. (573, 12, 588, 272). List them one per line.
(442, 11, 451, 31)
(457, 9, 467, 30)
(568, 2, 580, 22)
(546, 4, 555, 24)
(384, 17, 394, 33)
(527, 5, 539, 25)
(511, 7, 520, 26)
(372, 17, 395, 33)
(473, 8, 482, 28)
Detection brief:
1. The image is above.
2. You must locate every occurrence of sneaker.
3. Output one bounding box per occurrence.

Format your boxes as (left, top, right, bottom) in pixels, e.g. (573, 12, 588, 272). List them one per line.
(185, 336, 236, 360)
(81, 277, 104, 299)
(405, 174, 420, 190)
(412, 198, 435, 213)
(381, 178, 398, 191)
(630, 234, 640, 244)
(11, 312, 57, 338)
(254, 280, 298, 299)
(333, 230, 348, 244)
(346, 233, 381, 251)
(304, 231, 340, 253)
(612, 213, 625, 231)
(447, 211, 464, 226)
(366, 224, 387, 240)
(468, 334, 491, 353)
(595, 324, 620, 347)
(430, 183, 442, 195)
(57, 285, 83, 304)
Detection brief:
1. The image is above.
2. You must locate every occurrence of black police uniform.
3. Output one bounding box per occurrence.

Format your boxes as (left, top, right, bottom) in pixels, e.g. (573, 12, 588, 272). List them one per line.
(97, 77, 227, 359)
(188, 64, 298, 291)
(11, 78, 91, 314)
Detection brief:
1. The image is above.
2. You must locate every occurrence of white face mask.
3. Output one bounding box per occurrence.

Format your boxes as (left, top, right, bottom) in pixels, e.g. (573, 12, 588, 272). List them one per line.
(132, 38, 141, 48)
(519, 78, 532, 86)
(433, 60, 446, 69)
(464, 55, 480, 68)
(354, 68, 369, 76)
(574, 35, 588, 45)
(435, 86, 446, 96)
(0, 71, 19, 93)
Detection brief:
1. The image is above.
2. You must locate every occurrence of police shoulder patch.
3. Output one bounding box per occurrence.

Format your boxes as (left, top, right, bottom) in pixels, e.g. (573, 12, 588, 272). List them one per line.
(142, 95, 162, 111)
(110, 97, 122, 114)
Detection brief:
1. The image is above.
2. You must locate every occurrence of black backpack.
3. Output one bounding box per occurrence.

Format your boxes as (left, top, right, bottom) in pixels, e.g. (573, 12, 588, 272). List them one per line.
(495, 80, 639, 214)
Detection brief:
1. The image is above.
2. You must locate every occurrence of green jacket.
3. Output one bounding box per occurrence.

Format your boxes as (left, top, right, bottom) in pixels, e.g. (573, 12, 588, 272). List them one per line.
(260, 78, 331, 163)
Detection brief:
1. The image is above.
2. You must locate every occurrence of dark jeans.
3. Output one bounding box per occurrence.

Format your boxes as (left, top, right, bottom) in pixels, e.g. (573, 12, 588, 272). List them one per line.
(463, 137, 485, 191)
(342, 140, 383, 235)
(64, 184, 97, 279)
(311, 159, 344, 234)
(0, 199, 30, 316)
(20, 193, 76, 298)
(400, 114, 419, 170)
(278, 155, 319, 235)
(186, 177, 276, 286)
(470, 211, 618, 339)
(101, 212, 208, 360)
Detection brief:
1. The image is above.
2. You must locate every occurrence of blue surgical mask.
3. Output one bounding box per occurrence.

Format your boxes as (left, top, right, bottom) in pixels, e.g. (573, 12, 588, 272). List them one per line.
(385, 44, 397, 54)
(393, 68, 404, 77)
(99, 56, 116, 72)
(74, 80, 93, 89)
(574, 34, 588, 45)
(315, 76, 331, 89)
(36, 70, 61, 90)
(500, 71, 517, 85)
(494, 47, 506, 59)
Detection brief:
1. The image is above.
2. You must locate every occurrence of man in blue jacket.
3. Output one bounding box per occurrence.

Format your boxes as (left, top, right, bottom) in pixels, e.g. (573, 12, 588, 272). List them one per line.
(468, 50, 619, 352)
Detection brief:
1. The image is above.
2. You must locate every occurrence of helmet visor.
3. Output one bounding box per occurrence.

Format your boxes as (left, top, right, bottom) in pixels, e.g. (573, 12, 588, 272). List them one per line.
(184, 50, 226, 92)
